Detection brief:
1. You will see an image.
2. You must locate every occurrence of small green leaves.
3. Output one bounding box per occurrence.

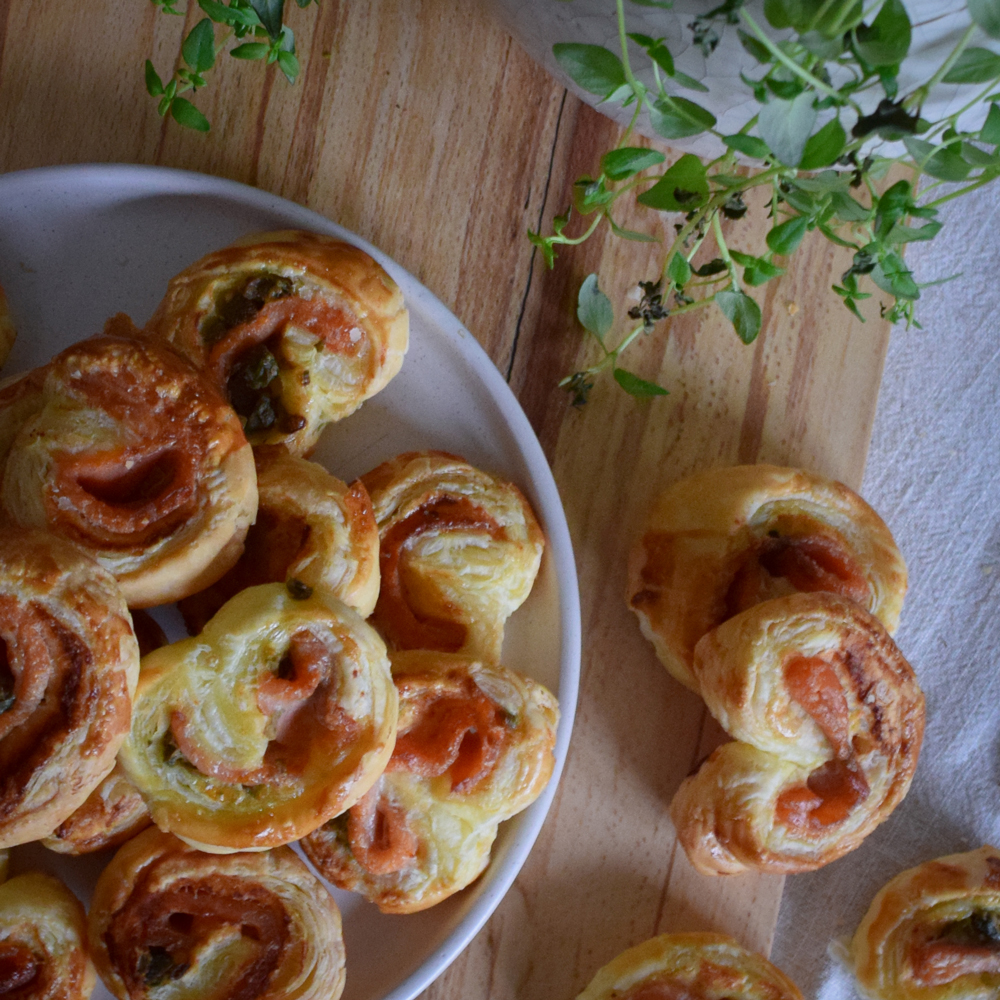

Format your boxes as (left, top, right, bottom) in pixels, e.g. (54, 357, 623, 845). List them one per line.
(637, 154, 708, 211)
(170, 97, 211, 132)
(649, 95, 716, 140)
(145, 60, 165, 97)
(943, 47, 1000, 84)
(667, 252, 692, 287)
(601, 147, 666, 181)
(871, 250, 920, 300)
(799, 118, 847, 170)
(613, 368, 669, 397)
(982, 103, 1000, 144)
(758, 92, 816, 166)
(969, 0, 1000, 39)
(577, 274, 614, 342)
(250, 0, 285, 40)
(766, 216, 809, 255)
(903, 137, 972, 182)
(553, 43, 627, 100)
(231, 42, 270, 60)
(723, 133, 771, 160)
(628, 33, 674, 75)
(730, 250, 785, 286)
(853, 0, 911, 68)
(183, 18, 216, 74)
(716, 289, 762, 344)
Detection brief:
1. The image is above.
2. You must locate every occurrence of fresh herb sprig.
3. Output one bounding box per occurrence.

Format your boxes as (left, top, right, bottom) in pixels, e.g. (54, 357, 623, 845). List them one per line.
(146, 0, 318, 132)
(532, 0, 1000, 404)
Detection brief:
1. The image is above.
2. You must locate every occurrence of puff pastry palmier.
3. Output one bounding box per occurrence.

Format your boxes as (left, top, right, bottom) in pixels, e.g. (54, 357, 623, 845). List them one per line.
(627, 464, 907, 691)
(89, 827, 345, 1000)
(576, 931, 803, 1000)
(0, 872, 95, 1000)
(363, 451, 544, 662)
(0, 527, 140, 848)
(671, 592, 924, 875)
(179, 448, 379, 634)
(851, 846, 1000, 999)
(145, 229, 408, 455)
(0, 327, 258, 608)
(0, 284, 15, 370)
(302, 649, 558, 913)
(120, 582, 396, 852)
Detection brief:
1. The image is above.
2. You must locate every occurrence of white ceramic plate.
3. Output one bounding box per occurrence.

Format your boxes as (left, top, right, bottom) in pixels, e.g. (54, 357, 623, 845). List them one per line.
(0, 164, 580, 1000)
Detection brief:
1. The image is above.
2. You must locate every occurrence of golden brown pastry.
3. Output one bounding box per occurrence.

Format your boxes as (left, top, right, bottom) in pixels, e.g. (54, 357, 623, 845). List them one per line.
(0, 284, 15, 371)
(363, 451, 545, 662)
(0, 325, 258, 608)
(0, 527, 140, 848)
(89, 827, 345, 1000)
(145, 230, 409, 455)
(301, 649, 559, 912)
(575, 931, 804, 1000)
(0, 872, 96, 999)
(670, 592, 924, 876)
(627, 464, 907, 690)
(179, 448, 379, 634)
(851, 846, 1000, 999)
(120, 582, 397, 852)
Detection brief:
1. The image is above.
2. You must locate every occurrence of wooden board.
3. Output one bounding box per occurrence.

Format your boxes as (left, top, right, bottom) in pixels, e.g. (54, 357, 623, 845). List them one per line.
(0, 3, 891, 998)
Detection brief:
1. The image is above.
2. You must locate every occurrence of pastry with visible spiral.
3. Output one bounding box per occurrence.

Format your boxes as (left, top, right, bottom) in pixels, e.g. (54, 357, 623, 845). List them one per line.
(120, 582, 397, 852)
(627, 464, 907, 691)
(0, 527, 140, 848)
(89, 826, 345, 1000)
(302, 649, 559, 912)
(851, 845, 1000, 999)
(670, 592, 924, 876)
(145, 230, 409, 455)
(363, 451, 544, 662)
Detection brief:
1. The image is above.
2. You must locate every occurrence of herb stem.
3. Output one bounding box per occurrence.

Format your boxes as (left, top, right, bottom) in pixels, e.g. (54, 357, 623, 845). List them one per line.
(711, 211, 739, 291)
(904, 24, 976, 110)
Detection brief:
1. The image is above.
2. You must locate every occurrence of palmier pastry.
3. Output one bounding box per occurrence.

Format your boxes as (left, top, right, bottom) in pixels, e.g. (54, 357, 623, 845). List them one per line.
(0, 326, 258, 608)
(120, 582, 397, 852)
(363, 451, 545, 662)
(302, 649, 559, 913)
(89, 827, 345, 1000)
(851, 846, 1000, 999)
(0, 283, 15, 370)
(0, 527, 140, 848)
(0, 871, 96, 1000)
(670, 592, 924, 876)
(179, 448, 379, 634)
(145, 229, 409, 455)
(627, 464, 907, 690)
(576, 931, 803, 1000)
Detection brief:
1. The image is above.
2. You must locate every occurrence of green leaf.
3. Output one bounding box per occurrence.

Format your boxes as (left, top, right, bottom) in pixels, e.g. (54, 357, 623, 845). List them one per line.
(903, 136, 972, 181)
(961, 141, 998, 165)
(693, 259, 728, 277)
(608, 217, 660, 242)
(818, 223, 860, 248)
(649, 95, 716, 140)
(853, 0, 911, 68)
(628, 33, 674, 75)
(764, 0, 864, 35)
(250, 0, 284, 39)
(183, 18, 216, 73)
(630, 0, 675, 7)
(766, 215, 809, 255)
(981, 103, 1000, 144)
(573, 177, 614, 214)
(637, 154, 709, 211)
(716, 289, 762, 344)
(871, 251, 919, 299)
(601, 147, 666, 181)
(277, 48, 299, 83)
(730, 251, 786, 286)
(737, 28, 771, 63)
(790, 170, 851, 193)
(723, 133, 771, 159)
(613, 368, 669, 397)
(969, 0, 1000, 39)
(884, 220, 942, 244)
(577, 274, 614, 341)
(170, 97, 211, 132)
(829, 190, 871, 222)
(527, 229, 557, 269)
(799, 118, 847, 170)
(667, 252, 692, 286)
(231, 42, 270, 59)
(145, 60, 165, 97)
(199, 0, 261, 27)
(671, 70, 710, 92)
(800, 30, 844, 59)
(759, 92, 817, 166)
(553, 43, 627, 99)
(943, 46, 1000, 83)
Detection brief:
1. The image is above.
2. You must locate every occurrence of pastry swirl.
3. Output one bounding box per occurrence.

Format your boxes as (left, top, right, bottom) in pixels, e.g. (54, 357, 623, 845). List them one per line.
(301, 649, 558, 912)
(0, 871, 96, 1000)
(89, 827, 345, 1000)
(627, 465, 907, 690)
(0, 527, 140, 848)
(0, 326, 258, 608)
(362, 451, 544, 662)
(120, 582, 397, 851)
(851, 846, 1000, 999)
(670, 592, 924, 875)
(145, 230, 409, 455)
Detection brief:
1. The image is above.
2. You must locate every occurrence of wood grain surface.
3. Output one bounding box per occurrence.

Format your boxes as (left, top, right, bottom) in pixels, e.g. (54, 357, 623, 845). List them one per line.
(0, 2, 892, 998)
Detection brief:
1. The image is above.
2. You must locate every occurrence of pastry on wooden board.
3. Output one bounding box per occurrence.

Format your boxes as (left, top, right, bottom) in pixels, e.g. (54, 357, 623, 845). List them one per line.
(671, 592, 924, 876)
(627, 464, 907, 691)
(145, 229, 409, 456)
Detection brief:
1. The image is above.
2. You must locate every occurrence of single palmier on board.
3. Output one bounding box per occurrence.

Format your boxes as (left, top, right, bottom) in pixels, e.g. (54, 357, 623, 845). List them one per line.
(0, 527, 140, 848)
(671, 592, 924, 876)
(89, 827, 345, 1000)
(0, 324, 258, 608)
(362, 451, 544, 663)
(120, 582, 397, 852)
(851, 846, 1000, 999)
(0, 283, 15, 370)
(179, 447, 379, 635)
(627, 464, 907, 690)
(0, 871, 96, 1000)
(302, 649, 559, 913)
(145, 229, 409, 455)
(576, 931, 804, 1000)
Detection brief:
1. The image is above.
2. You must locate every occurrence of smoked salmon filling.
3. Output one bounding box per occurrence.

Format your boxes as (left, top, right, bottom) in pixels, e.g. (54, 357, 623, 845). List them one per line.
(575, 932, 804, 1000)
(362, 451, 545, 663)
(627, 464, 907, 691)
(0, 327, 258, 608)
(671, 592, 924, 876)
(89, 827, 345, 1000)
(301, 649, 559, 913)
(120, 583, 397, 852)
(0, 528, 140, 849)
(145, 229, 409, 456)
(0, 872, 96, 1000)
(179, 448, 379, 635)
(852, 846, 1000, 1000)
